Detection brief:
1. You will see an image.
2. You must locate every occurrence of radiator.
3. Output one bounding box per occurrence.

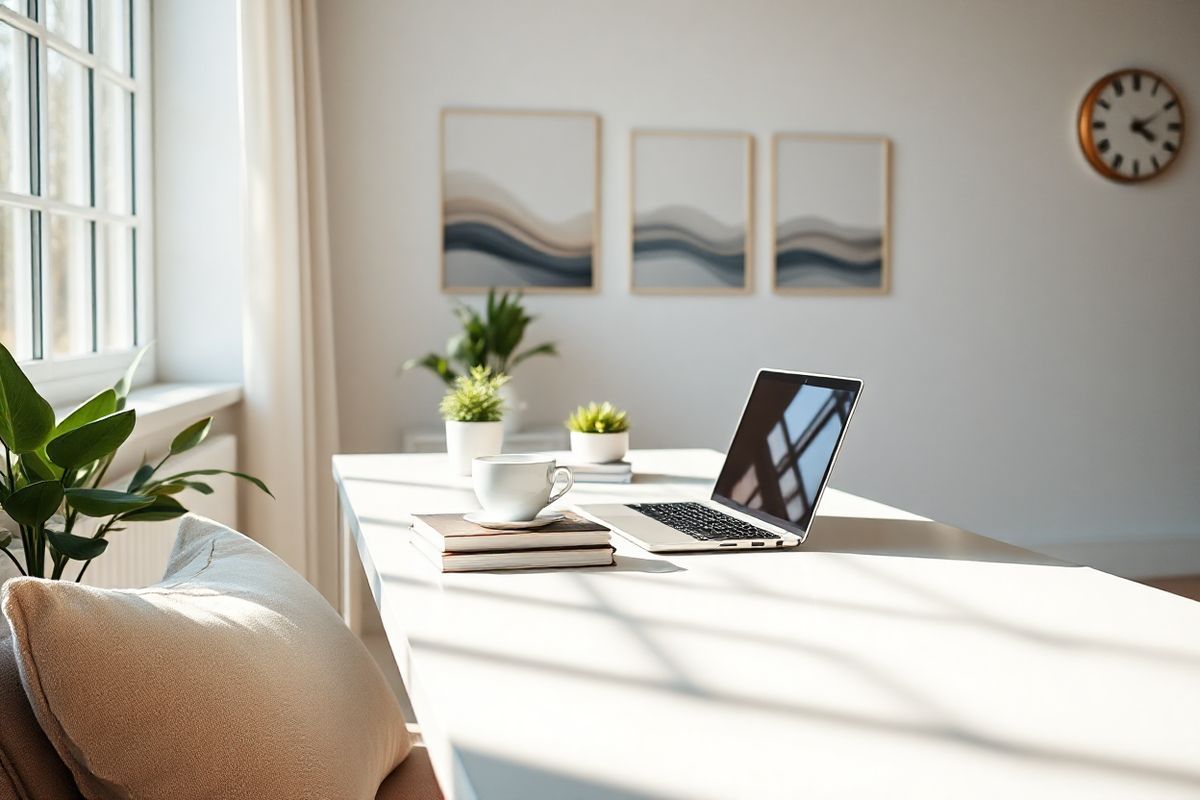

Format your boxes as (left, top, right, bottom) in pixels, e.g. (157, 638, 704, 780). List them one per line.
(83, 434, 239, 589)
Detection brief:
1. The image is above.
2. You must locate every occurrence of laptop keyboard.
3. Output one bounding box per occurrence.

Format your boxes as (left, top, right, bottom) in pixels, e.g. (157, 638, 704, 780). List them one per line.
(627, 502, 780, 541)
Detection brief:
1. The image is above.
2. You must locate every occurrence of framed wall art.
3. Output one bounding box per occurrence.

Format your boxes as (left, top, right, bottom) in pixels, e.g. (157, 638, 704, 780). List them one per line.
(772, 134, 891, 295)
(441, 108, 600, 292)
(630, 130, 753, 294)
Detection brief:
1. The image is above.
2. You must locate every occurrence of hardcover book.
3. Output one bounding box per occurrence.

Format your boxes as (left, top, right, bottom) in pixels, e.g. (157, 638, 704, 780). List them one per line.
(411, 510, 612, 553)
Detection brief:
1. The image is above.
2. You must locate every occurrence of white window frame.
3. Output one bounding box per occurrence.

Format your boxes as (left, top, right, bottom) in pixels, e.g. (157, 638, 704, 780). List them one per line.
(0, 0, 154, 405)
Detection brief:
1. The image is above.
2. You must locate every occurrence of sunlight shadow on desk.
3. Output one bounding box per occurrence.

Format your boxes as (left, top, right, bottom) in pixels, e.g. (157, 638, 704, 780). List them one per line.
(416, 638, 1200, 793)
(803, 516, 1075, 567)
(457, 748, 674, 800)
(579, 554, 685, 574)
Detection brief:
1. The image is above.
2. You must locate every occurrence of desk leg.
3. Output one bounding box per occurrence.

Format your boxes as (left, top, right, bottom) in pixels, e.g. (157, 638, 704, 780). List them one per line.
(338, 492, 362, 636)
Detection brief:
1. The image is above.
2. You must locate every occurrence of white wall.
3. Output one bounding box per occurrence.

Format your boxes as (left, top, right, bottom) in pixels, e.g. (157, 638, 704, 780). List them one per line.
(152, 0, 243, 383)
(316, 0, 1200, 560)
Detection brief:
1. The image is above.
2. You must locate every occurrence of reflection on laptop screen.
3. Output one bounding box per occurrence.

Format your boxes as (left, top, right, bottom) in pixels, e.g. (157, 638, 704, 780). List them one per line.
(712, 372, 860, 536)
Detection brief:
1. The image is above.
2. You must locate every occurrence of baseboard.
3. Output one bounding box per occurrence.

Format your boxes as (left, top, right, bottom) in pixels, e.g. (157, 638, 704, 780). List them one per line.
(1033, 536, 1200, 580)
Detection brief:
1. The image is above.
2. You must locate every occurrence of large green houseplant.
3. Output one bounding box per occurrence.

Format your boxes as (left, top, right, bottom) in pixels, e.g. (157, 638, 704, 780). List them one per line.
(403, 289, 557, 433)
(0, 343, 270, 582)
(403, 289, 557, 384)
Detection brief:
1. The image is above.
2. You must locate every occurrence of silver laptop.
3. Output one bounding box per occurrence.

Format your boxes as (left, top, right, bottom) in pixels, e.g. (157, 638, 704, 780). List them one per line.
(576, 369, 863, 552)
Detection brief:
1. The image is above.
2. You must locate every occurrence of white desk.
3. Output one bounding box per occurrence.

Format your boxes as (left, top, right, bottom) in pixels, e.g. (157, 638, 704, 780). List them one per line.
(334, 449, 1200, 800)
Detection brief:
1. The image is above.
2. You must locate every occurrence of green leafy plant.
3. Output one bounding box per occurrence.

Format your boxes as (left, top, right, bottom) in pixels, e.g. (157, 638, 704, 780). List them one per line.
(0, 343, 271, 582)
(439, 366, 509, 423)
(565, 402, 630, 434)
(404, 288, 557, 385)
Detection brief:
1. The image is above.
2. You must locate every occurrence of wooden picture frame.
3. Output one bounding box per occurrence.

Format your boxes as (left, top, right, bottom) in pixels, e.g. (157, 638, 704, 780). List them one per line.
(629, 129, 754, 295)
(440, 108, 601, 294)
(771, 134, 891, 296)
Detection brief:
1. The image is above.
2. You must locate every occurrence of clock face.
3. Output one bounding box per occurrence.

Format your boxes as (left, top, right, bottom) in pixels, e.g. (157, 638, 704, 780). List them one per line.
(1078, 69, 1185, 182)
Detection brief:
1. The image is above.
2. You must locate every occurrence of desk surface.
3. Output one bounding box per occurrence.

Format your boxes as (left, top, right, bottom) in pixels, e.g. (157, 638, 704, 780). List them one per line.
(334, 450, 1200, 800)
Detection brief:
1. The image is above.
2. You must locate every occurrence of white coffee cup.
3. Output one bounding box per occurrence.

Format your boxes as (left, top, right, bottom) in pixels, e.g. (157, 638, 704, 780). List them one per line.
(472, 454, 574, 522)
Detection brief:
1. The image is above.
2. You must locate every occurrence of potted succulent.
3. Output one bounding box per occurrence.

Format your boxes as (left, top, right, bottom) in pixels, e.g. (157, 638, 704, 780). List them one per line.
(0, 343, 270, 583)
(440, 366, 508, 476)
(565, 402, 630, 464)
(403, 289, 557, 433)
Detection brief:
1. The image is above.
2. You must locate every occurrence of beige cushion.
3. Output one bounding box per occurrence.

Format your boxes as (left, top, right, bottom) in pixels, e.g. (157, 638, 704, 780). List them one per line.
(375, 746, 442, 800)
(0, 621, 80, 800)
(2, 515, 410, 800)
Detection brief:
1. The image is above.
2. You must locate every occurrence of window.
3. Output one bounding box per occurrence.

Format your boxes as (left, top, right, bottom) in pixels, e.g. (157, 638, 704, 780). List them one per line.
(0, 0, 150, 393)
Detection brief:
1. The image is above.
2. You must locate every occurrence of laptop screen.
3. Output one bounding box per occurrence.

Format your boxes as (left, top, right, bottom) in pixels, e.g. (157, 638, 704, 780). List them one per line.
(712, 370, 862, 537)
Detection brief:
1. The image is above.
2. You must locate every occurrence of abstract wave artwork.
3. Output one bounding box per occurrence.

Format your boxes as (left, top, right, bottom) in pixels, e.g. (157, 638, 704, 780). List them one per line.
(441, 109, 599, 292)
(631, 131, 752, 293)
(775, 216, 883, 288)
(773, 135, 891, 294)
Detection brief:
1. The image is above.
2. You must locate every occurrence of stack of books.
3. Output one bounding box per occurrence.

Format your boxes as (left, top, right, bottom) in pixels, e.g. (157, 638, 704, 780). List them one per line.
(410, 511, 614, 572)
(563, 460, 633, 484)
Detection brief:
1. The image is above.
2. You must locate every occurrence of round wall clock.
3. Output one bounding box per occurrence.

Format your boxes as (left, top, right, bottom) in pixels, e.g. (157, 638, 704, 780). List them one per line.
(1078, 68, 1185, 183)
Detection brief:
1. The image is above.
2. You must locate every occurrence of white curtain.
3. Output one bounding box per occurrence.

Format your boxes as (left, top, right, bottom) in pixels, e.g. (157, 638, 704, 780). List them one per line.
(236, 0, 340, 602)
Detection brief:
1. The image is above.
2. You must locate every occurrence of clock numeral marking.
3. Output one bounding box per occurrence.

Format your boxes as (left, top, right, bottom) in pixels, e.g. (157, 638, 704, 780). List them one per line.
(1113, 78, 1124, 96)
(1164, 98, 1178, 111)
(1167, 122, 1181, 132)
(1132, 73, 1142, 92)
(1152, 79, 1161, 96)
(1112, 153, 1124, 171)
(1132, 159, 1140, 177)
(1151, 155, 1161, 171)
(1098, 138, 1111, 153)
(1092, 120, 1106, 129)
(1097, 98, 1111, 111)
(1164, 141, 1177, 153)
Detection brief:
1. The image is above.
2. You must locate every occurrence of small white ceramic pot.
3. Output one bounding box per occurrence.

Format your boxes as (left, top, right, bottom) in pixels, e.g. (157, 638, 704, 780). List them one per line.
(445, 420, 504, 475)
(569, 430, 629, 464)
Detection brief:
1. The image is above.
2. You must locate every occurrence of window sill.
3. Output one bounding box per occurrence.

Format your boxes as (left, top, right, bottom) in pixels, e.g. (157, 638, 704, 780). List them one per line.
(54, 382, 243, 441)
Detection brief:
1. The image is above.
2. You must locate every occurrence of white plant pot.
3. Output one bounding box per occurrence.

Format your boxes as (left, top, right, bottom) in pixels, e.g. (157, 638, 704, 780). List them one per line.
(570, 430, 629, 464)
(445, 420, 504, 475)
(498, 382, 526, 434)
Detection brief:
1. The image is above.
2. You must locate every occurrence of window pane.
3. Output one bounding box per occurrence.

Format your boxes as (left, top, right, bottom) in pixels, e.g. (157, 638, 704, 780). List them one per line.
(96, 223, 132, 351)
(96, 79, 130, 213)
(94, 0, 129, 74)
(46, 213, 92, 357)
(0, 22, 30, 194)
(0, 1, 25, 15)
(46, 48, 90, 206)
(0, 206, 33, 360)
(44, 0, 87, 50)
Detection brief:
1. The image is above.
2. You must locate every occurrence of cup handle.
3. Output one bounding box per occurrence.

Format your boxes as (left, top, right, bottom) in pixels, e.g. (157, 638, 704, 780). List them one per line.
(548, 466, 574, 505)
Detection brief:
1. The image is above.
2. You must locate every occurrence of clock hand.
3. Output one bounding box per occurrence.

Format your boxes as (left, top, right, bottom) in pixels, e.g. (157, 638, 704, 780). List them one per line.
(1130, 119, 1158, 142)
(1133, 111, 1162, 127)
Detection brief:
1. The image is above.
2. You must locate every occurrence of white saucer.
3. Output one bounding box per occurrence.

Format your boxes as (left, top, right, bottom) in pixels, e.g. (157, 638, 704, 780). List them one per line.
(463, 511, 565, 530)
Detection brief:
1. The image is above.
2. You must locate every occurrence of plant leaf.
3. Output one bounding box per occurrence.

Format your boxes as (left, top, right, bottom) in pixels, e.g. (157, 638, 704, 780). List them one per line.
(510, 342, 558, 370)
(19, 450, 60, 482)
(64, 488, 154, 517)
(170, 417, 212, 455)
(119, 494, 188, 522)
(0, 530, 11, 549)
(46, 528, 109, 561)
(2, 480, 64, 527)
(148, 480, 211, 497)
(401, 354, 457, 385)
(113, 344, 150, 409)
(46, 410, 136, 470)
(153, 469, 273, 498)
(0, 342, 55, 454)
(54, 389, 118, 438)
(127, 462, 154, 492)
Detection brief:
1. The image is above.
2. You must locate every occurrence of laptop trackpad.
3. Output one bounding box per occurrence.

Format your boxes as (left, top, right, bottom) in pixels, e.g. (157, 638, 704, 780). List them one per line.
(576, 504, 684, 549)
